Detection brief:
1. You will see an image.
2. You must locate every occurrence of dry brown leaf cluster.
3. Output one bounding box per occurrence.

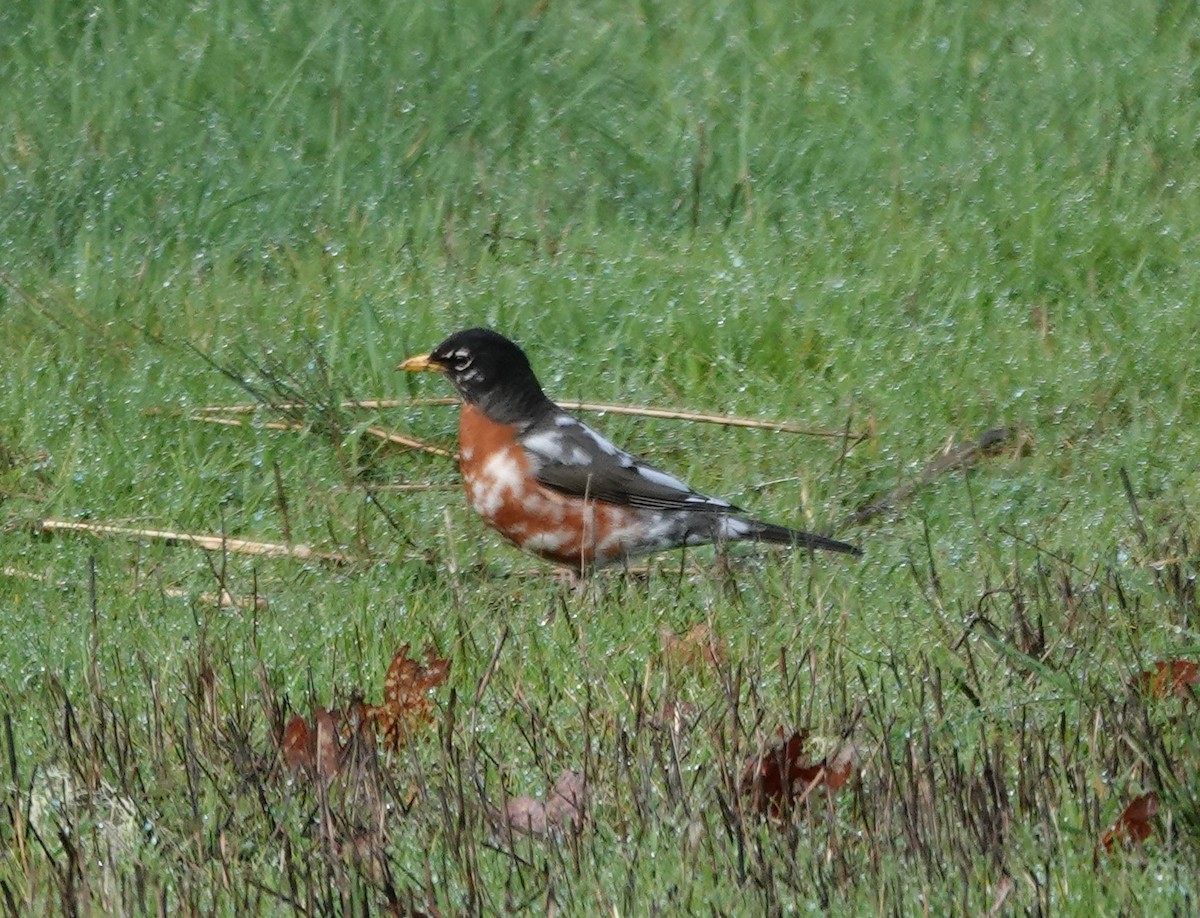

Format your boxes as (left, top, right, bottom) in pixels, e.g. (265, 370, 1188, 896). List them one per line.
(742, 730, 857, 819)
(1098, 656, 1199, 854)
(1135, 658, 1199, 699)
(280, 645, 450, 780)
(661, 622, 727, 669)
(282, 705, 351, 780)
(272, 623, 1189, 861)
(366, 644, 452, 752)
(1101, 792, 1159, 852)
(270, 623, 1196, 867)
(492, 770, 587, 838)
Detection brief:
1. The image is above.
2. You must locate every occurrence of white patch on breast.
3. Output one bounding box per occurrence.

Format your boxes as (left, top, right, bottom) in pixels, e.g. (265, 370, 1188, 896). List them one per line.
(466, 448, 525, 518)
(485, 449, 524, 489)
(522, 528, 572, 554)
(596, 510, 676, 559)
(524, 490, 567, 524)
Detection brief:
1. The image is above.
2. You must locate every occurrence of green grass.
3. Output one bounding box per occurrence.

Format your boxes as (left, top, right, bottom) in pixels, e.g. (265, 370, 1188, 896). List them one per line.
(3, 0, 1200, 913)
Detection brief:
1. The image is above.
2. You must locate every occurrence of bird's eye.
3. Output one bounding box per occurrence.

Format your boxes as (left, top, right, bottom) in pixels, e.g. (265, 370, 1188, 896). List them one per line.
(451, 352, 473, 372)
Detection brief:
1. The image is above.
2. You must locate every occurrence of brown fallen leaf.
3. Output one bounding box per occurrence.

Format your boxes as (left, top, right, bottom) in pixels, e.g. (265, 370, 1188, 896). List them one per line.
(661, 623, 727, 669)
(503, 794, 550, 836)
(280, 705, 344, 780)
(820, 740, 856, 792)
(341, 696, 378, 746)
(649, 700, 700, 733)
(545, 769, 586, 830)
(275, 646, 449, 779)
(985, 876, 1015, 918)
(742, 730, 856, 818)
(313, 706, 344, 780)
(368, 644, 451, 751)
(1135, 660, 1200, 699)
(496, 769, 587, 837)
(1101, 791, 1159, 851)
(282, 714, 315, 774)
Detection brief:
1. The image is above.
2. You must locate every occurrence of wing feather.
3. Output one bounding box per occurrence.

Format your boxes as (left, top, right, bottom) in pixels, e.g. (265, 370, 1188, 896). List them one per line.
(521, 417, 738, 513)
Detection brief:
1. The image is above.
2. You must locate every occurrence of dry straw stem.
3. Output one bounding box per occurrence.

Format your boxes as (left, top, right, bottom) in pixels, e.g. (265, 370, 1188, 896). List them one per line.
(36, 519, 351, 564)
(192, 396, 861, 440)
(332, 482, 457, 493)
(844, 427, 1026, 526)
(159, 587, 268, 609)
(193, 414, 453, 458)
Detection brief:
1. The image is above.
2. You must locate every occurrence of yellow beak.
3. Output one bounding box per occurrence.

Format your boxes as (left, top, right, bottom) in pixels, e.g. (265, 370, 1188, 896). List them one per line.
(397, 353, 443, 372)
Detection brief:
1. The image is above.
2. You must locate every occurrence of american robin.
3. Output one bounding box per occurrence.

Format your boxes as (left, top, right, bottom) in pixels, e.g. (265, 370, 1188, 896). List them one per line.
(399, 328, 861, 569)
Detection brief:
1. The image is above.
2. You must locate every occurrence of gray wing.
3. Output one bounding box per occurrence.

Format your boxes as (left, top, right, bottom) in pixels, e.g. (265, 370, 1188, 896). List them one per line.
(520, 415, 740, 513)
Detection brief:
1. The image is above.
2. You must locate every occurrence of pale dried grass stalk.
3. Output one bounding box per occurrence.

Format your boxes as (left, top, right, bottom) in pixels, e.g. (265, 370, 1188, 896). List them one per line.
(194, 397, 854, 438)
(192, 414, 452, 458)
(37, 519, 351, 564)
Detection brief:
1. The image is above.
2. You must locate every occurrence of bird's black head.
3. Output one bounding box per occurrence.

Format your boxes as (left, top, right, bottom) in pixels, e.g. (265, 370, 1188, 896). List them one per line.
(398, 327, 552, 426)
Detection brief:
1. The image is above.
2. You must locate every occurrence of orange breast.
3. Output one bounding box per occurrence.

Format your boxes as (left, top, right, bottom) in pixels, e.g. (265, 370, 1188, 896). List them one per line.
(457, 404, 644, 567)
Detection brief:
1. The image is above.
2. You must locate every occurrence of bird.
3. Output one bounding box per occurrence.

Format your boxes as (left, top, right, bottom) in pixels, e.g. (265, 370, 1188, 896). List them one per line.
(398, 328, 861, 570)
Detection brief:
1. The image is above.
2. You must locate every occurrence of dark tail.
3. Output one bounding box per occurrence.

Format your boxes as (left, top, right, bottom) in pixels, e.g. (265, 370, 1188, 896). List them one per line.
(733, 517, 862, 556)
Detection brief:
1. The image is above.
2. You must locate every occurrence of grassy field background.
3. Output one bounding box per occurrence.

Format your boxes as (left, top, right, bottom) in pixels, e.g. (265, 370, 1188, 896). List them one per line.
(3, 0, 1199, 913)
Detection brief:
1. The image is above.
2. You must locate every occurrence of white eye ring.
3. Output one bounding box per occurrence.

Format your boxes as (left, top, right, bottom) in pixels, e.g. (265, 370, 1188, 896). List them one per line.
(452, 353, 473, 372)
